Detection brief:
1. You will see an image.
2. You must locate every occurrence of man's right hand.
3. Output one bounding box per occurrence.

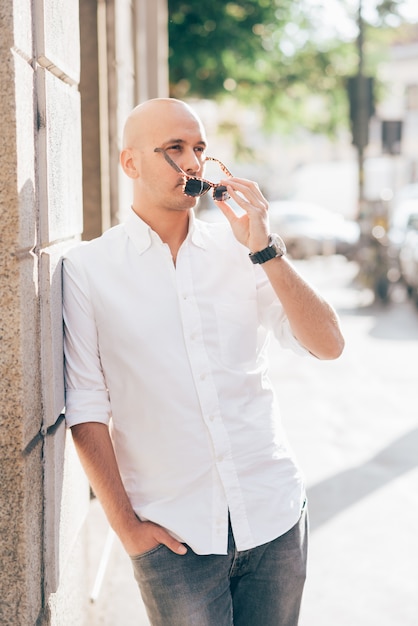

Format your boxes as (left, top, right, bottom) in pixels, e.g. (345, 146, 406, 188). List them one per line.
(124, 518, 188, 557)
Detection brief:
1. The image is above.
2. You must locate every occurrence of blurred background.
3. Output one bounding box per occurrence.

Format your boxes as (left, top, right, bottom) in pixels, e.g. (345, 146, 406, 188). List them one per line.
(2, 0, 417, 624)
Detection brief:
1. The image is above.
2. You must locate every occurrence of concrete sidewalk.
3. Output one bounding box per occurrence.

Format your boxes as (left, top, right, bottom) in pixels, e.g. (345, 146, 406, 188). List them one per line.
(87, 257, 418, 625)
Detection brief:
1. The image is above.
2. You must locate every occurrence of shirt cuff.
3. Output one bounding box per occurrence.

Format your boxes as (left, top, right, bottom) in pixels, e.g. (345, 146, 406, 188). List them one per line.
(64, 389, 111, 427)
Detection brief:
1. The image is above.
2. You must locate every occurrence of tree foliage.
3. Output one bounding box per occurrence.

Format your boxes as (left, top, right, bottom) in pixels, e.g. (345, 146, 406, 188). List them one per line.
(169, 1, 295, 98)
(168, 0, 412, 136)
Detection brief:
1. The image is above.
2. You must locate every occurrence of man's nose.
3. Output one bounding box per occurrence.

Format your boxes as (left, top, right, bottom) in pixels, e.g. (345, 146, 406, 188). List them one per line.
(182, 149, 203, 175)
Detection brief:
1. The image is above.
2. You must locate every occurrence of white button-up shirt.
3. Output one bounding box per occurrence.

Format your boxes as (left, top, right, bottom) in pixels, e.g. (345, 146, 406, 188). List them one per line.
(63, 209, 309, 555)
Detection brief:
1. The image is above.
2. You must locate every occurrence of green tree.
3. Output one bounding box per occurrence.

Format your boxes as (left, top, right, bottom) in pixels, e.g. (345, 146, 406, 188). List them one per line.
(168, 0, 413, 136)
(169, 0, 295, 99)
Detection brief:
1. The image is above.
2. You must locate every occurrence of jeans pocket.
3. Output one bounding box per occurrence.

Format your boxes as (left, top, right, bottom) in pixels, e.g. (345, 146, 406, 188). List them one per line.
(130, 543, 165, 562)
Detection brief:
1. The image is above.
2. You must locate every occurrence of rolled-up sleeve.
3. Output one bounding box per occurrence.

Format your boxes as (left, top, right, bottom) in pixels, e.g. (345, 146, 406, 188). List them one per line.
(255, 266, 310, 356)
(62, 250, 112, 427)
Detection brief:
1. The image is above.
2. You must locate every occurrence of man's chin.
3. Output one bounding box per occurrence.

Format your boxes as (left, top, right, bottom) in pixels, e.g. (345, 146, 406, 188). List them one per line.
(175, 193, 198, 210)
(168, 184, 197, 209)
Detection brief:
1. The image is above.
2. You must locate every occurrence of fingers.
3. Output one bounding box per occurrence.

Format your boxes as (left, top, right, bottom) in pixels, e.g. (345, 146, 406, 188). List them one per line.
(214, 177, 270, 250)
(215, 198, 242, 225)
(127, 520, 187, 557)
(218, 177, 268, 212)
(155, 525, 188, 555)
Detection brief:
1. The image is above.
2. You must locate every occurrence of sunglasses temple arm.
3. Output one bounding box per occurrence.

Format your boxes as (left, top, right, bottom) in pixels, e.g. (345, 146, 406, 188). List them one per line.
(154, 148, 189, 176)
(205, 156, 233, 178)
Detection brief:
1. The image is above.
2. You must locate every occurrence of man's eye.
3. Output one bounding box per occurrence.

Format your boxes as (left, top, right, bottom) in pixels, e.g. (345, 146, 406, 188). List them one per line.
(168, 145, 182, 151)
(195, 147, 205, 154)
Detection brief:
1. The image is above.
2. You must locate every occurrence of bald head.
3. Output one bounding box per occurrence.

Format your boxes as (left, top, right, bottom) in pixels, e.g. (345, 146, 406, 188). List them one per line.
(122, 98, 205, 150)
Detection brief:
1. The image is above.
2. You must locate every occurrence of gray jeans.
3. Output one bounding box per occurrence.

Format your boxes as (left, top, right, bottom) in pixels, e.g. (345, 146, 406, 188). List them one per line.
(131, 505, 308, 626)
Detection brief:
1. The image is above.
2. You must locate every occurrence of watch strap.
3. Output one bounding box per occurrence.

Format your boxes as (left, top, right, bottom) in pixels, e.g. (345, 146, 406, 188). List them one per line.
(249, 245, 278, 264)
(249, 234, 285, 264)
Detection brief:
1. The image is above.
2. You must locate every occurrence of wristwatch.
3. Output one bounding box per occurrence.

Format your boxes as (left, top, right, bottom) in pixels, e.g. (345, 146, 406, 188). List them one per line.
(249, 234, 287, 264)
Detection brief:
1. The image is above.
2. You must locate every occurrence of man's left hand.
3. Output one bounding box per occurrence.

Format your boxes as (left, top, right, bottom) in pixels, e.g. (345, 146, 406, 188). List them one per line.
(215, 177, 270, 253)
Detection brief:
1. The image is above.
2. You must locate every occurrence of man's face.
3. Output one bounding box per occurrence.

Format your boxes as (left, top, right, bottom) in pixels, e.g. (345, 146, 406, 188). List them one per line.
(136, 105, 208, 212)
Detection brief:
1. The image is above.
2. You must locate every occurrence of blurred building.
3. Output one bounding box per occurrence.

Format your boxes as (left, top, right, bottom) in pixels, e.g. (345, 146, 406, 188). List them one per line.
(0, 1, 168, 624)
(367, 28, 418, 201)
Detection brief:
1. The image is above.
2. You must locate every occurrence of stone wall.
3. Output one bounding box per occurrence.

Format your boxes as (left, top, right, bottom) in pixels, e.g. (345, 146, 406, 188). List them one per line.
(0, 0, 168, 624)
(0, 0, 89, 623)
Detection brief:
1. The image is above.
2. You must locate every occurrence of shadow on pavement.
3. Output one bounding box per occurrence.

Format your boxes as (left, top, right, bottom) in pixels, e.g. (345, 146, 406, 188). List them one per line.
(337, 299, 418, 341)
(307, 427, 418, 531)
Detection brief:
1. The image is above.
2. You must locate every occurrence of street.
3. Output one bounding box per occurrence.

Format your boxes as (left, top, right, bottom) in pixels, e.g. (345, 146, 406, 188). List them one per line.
(88, 255, 418, 626)
(273, 256, 418, 626)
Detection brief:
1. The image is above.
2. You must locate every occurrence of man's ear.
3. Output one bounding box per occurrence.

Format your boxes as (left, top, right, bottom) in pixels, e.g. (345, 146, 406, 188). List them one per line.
(120, 148, 140, 179)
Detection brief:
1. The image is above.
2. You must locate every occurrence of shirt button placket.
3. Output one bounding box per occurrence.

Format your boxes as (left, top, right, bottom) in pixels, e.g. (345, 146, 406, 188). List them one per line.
(176, 247, 234, 551)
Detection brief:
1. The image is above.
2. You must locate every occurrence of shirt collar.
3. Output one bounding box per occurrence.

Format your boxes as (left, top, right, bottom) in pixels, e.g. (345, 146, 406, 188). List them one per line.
(124, 207, 206, 254)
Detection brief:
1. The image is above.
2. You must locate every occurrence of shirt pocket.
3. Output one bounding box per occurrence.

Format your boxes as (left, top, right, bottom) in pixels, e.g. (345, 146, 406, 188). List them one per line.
(214, 299, 258, 369)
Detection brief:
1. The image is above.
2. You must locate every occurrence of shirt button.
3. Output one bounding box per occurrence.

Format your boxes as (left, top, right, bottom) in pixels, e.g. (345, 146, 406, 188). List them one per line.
(200, 373, 206, 380)
(209, 414, 215, 421)
(217, 454, 224, 462)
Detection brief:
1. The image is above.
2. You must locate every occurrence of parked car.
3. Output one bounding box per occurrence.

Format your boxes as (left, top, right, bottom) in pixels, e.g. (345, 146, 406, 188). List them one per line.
(268, 201, 360, 259)
(392, 182, 418, 206)
(387, 194, 418, 300)
(399, 221, 418, 305)
(388, 199, 418, 251)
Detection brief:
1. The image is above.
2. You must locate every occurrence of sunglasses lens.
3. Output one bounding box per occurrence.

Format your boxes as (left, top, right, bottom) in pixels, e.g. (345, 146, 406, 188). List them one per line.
(184, 179, 211, 197)
(213, 185, 229, 202)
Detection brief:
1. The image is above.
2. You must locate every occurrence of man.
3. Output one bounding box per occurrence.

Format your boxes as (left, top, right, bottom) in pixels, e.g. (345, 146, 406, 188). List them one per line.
(63, 98, 344, 626)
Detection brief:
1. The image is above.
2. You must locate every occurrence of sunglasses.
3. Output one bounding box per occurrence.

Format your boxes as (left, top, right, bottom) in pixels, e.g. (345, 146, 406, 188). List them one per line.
(154, 147, 233, 201)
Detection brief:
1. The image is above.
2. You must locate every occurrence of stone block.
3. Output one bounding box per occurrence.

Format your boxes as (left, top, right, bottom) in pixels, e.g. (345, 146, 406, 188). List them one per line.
(48, 541, 91, 625)
(44, 422, 90, 594)
(0, 2, 13, 57)
(0, 250, 42, 449)
(12, 0, 34, 60)
(47, 506, 91, 625)
(0, 436, 43, 625)
(13, 49, 37, 252)
(38, 69, 83, 244)
(21, 440, 44, 623)
(40, 241, 77, 429)
(19, 252, 43, 446)
(36, 0, 80, 84)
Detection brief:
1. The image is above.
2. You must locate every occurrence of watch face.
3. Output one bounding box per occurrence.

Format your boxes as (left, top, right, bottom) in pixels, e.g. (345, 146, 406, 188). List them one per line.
(249, 233, 287, 264)
(269, 234, 286, 256)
